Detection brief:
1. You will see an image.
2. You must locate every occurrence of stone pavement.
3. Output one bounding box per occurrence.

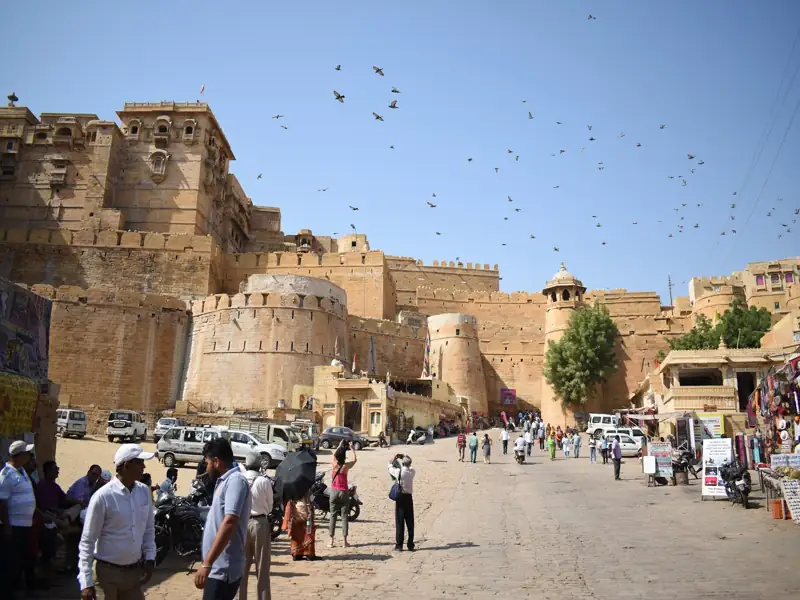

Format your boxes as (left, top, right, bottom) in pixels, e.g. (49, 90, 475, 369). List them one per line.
(48, 432, 799, 599)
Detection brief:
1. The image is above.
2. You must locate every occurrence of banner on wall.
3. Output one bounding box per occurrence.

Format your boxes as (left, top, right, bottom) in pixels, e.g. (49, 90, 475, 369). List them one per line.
(701, 438, 734, 499)
(500, 388, 516, 405)
(0, 371, 39, 437)
(0, 280, 51, 383)
(696, 413, 725, 438)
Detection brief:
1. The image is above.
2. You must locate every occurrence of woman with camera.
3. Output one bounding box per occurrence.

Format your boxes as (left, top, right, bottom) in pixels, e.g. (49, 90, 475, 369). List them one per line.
(389, 453, 416, 552)
(328, 440, 357, 548)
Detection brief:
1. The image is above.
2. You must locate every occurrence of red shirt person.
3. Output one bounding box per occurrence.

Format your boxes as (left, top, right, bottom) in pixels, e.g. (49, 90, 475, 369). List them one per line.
(456, 432, 467, 462)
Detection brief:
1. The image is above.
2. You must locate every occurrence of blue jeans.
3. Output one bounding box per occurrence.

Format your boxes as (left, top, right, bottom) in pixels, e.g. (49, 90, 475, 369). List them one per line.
(469, 447, 477, 463)
(590, 446, 597, 463)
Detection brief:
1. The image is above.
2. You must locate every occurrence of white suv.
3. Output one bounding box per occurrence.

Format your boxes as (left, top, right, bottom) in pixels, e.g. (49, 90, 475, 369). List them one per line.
(153, 417, 187, 443)
(106, 410, 148, 442)
(225, 429, 288, 469)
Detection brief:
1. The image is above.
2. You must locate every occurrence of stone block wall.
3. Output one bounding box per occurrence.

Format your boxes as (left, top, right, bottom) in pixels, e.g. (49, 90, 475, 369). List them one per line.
(348, 316, 426, 381)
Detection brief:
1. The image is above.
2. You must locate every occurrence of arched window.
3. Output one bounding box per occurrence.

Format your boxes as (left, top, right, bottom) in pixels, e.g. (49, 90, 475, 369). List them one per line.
(152, 156, 164, 173)
(562, 289, 571, 301)
(550, 292, 557, 302)
(157, 125, 168, 134)
(56, 127, 72, 137)
(35, 132, 48, 140)
(185, 126, 194, 135)
(130, 125, 139, 135)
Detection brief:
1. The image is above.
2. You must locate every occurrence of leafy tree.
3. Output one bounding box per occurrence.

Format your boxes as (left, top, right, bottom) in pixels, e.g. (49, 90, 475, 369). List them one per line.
(668, 314, 720, 350)
(717, 299, 772, 348)
(543, 303, 619, 406)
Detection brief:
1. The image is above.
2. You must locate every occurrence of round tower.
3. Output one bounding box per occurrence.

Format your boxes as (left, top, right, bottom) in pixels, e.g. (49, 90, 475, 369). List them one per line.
(540, 263, 586, 427)
(427, 313, 488, 415)
(182, 274, 348, 411)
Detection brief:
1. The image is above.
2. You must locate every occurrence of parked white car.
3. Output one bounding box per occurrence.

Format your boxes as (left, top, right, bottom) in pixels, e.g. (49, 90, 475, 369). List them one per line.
(224, 429, 289, 468)
(604, 433, 641, 457)
(153, 417, 187, 443)
(106, 410, 148, 442)
(57, 408, 87, 439)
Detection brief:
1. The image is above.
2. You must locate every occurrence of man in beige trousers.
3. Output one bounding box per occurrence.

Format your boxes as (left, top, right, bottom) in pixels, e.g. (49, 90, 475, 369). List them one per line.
(239, 450, 273, 600)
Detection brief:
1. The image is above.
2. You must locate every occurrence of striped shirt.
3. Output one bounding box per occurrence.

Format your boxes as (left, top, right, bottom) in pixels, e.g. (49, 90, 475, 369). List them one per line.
(0, 463, 36, 526)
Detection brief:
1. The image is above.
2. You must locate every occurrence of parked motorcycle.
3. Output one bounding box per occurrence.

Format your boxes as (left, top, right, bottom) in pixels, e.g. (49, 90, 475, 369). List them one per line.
(310, 472, 362, 521)
(154, 493, 206, 565)
(719, 459, 752, 509)
(406, 429, 426, 445)
(671, 450, 701, 479)
(378, 432, 389, 448)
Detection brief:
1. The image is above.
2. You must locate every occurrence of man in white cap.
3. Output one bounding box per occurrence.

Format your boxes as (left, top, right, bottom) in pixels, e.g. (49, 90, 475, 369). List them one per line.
(78, 443, 156, 600)
(0, 440, 37, 595)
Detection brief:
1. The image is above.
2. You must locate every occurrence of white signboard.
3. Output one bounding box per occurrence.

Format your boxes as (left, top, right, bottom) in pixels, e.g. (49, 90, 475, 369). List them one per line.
(701, 438, 733, 499)
(780, 479, 800, 524)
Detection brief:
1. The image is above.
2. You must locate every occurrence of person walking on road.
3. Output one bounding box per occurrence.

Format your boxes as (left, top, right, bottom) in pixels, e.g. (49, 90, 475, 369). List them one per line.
(389, 454, 416, 552)
(546, 434, 557, 461)
(572, 432, 582, 459)
(240, 450, 273, 600)
(588, 436, 597, 464)
(600, 437, 609, 464)
(78, 443, 156, 600)
(538, 422, 546, 450)
(562, 434, 571, 458)
(500, 428, 510, 455)
(482, 434, 492, 464)
(456, 431, 467, 462)
(612, 436, 623, 480)
(524, 429, 532, 456)
(329, 441, 356, 549)
(468, 432, 479, 464)
(196, 438, 252, 600)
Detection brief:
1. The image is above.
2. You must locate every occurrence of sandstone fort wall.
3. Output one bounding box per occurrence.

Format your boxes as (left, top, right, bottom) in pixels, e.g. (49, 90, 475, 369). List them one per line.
(348, 316, 426, 381)
(182, 290, 348, 411)
(0, 228, 221, 298)
(26, 283, 189, 415)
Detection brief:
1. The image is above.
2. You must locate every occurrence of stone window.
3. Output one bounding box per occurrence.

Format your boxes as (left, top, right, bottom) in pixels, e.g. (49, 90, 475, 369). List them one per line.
(127, 119, 141, 138)
(562, 289, 571, 301)
(786, 273, 794, 284)
(455, 329, 460, 336)
(755, 274, 765, 286)
(775, 301, 781, 310)
(55, 127, 72, 137)
(157, 124, 168, 134)
(35, 131, 48, 140)
(149, 150, 169, 182)
(550, 292, 557, 302)
(5, 141, 12, 151)
(771, 273, 781, 284)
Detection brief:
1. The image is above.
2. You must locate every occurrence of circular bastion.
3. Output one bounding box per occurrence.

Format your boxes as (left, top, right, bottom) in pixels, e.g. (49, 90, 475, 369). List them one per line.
(182, 274, 348, 412)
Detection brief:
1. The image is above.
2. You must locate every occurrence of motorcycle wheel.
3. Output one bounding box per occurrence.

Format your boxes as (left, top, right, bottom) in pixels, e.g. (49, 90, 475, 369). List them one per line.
(348, 503, 361, 521)
(155, 535, 170, 566)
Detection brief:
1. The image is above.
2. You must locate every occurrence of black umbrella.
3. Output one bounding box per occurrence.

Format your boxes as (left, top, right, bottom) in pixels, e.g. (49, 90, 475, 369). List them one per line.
(274, 447, 317, 502)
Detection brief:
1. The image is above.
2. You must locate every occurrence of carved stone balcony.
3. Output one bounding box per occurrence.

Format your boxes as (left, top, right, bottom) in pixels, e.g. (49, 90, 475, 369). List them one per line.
(662, 386, 739, 412)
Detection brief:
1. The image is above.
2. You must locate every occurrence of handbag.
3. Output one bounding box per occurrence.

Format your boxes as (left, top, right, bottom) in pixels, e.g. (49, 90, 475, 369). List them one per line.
(388, 466, 403, 501)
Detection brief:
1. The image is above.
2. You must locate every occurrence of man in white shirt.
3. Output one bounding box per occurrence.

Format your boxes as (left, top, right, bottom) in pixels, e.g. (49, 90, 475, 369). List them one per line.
(514, 434, 526, 455)
(0, 440, 37, 595)
(239, 450, 273, 600)
(524, 429, 533, 456)
(389, 454, 416, 552)
(78, 443, 156, 600)
(500, 428, 510, 455)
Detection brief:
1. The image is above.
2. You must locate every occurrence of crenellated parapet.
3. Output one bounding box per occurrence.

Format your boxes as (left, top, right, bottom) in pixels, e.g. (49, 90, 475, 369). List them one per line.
(416, 286, 545, 304)
(0, 227, 218, 254)
(190, 291, 347, 321)
(224, 250, 386, 270)
(24, 283, 187, 312)
(387, 256, 498, 271)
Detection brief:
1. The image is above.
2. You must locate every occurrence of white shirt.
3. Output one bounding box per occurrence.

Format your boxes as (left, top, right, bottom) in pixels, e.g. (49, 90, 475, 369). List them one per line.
(244, 470, 273, 516)
(0, 463, 36, 527)
(78, 478, 155, 590)
(388, 463, 415, 495)
(501, 430, 510, 441)
(524, 432, 532, 443)
(514, 437, 526, 451)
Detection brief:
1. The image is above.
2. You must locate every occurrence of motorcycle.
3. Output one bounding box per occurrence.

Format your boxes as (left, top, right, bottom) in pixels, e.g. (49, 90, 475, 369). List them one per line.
(153, 493, 206, 565)
(406, 429, 426, 445)
(720, 459, 751, 509)
(672, 450, 701, 479)
(310, 472, 362, 521)
(378, 432, 389, 448)
(514, 448, 525, 464)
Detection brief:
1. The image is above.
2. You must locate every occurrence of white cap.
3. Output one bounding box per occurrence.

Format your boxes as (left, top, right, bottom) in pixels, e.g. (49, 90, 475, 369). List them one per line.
(114, 443, 155, 466)
(8, 440, 34, 456)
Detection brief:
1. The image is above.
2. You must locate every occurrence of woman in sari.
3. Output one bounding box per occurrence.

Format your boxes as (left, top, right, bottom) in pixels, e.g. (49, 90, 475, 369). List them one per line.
(546, 433, 557, 461)
(282, 491, 317, 561)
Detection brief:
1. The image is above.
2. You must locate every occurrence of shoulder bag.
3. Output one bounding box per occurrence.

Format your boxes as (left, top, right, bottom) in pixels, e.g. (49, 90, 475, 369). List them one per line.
(388, 465, 403, 501)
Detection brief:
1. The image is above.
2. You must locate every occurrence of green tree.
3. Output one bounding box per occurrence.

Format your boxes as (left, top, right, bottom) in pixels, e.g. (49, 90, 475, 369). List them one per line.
(717, 299, 772, 348)
(667, 314, 720, 350)
(543, 303, 619, 406)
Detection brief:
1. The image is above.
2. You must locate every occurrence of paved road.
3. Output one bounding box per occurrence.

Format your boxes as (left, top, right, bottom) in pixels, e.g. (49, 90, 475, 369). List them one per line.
(50, 432, 799, 599)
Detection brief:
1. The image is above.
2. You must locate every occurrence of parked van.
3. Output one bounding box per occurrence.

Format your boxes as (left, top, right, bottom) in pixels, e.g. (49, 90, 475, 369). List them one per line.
(106, 410, 148, 442)
(157, 425, 225, 468)
(586, 413, 619, 437)
(56, 408, 87, 439)
(226, 420, 302, 452)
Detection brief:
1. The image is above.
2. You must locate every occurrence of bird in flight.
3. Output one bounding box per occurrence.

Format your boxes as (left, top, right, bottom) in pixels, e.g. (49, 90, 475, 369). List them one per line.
(272, 114, 284, 119)
(335, 65, 342, 71)
(280, 125, 288, 130)
(794, 209, 800, 215)
(618, 132, 626, 139)
(257, 174, 262, 180)
(373, 66, 384, 76)
(668, 176, 675, 179)
(553, 247, 560, 252)
(427, 202, 437, 208)
(687, 154, 696, 160)
(528, 112, 534, 119)
(731, 203, 737, 209)
(515, 208, 522, 212)
(697, 160, 705, 165)
(503, 217, 508, 221)
(508, 149, 514, 154)
(589, 137, 596, 141)
(732, 229, 738, 234)
(659, 124, 666, 129)
(553, 185, 560, 189)
(694, 223, 699, 228)
(334, 91, 345, 103)
(372, 112, 384, 121)
(530, 234, 536, 239)
(432, 193, 437, 197)
(668, 234, 673, 238)
(495, 168, 500, 173)
(681, 179, 687, 186)
(733, 192, 738, 195)
(556, 121, 563, 125)
(507, 196, 513, 202)
(636, 142, 642, 147)
(388, 100, 399, 109)
(391, 87, 401, 94)
(349, 206, 359, 211)
(317, 188, 328, 192)
(435, 232, 442, 236)
(350, 224, 356, 230)
(632, 222, 638, 225)
(389, 145, 395, 149)
(601, 241, 607, 246)
(588, 14, 597, 20)
(559, 149, 566, 154)
(468, 158, 473, 162)
(596, 223, 602, 228)
(587, 125, 593, 130)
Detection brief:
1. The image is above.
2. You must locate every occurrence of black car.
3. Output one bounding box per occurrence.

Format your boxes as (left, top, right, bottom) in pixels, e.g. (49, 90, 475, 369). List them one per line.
(317, 426, 369, 451)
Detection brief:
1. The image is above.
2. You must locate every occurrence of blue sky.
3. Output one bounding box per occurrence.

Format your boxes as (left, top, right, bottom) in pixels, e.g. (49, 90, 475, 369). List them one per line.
(5, 1, 800, 302)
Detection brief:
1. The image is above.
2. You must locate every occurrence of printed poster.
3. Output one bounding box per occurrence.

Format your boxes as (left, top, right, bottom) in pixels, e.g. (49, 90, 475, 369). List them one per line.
(0, 371, 39, 437)
(696, 413, 725, 438)
(500, 388, 516, 405)
(648, 441, 673, 477)
(701, 438, 733, 499)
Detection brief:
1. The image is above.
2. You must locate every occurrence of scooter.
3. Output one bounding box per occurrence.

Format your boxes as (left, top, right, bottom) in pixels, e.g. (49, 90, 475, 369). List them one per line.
(406, 429, 426, 445)
(514, 448, 525, 464)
